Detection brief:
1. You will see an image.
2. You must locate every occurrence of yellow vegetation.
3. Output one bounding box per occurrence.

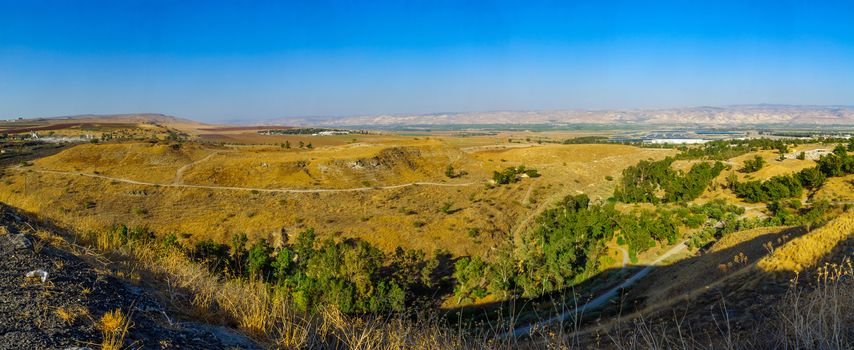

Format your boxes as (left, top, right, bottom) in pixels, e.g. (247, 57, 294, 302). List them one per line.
(0, 140, 670, 258)
(758, 211, 854, 273)
(100, 308, 132, 350)
(55, 305, 89, 325)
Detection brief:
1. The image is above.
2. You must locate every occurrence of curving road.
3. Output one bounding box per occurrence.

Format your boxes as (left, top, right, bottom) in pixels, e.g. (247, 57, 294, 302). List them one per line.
(510, 241, 688, 338)
(19, 168, 476, 194)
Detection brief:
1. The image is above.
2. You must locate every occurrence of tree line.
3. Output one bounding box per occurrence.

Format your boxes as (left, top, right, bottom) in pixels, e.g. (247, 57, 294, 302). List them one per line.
(731, 145, 854, 203)
(614, 157, 725, 204)
(116, 227, 445, 315)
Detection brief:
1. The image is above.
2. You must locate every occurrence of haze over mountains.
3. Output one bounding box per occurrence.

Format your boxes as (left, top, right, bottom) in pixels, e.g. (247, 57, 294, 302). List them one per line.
(13, 105, 854, 128)
(268, 105, 854, 127)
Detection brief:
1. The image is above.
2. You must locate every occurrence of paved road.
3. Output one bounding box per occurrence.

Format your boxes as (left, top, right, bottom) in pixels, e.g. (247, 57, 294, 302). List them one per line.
(20, 168, 476, 194)
(510, 241, 688, 338)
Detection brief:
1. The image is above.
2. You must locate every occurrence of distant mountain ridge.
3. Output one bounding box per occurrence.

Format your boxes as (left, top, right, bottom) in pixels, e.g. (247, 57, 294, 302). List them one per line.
(267, 105, 854, 127)
(42, 113, 201, 125)
(13, 106, 854, 128)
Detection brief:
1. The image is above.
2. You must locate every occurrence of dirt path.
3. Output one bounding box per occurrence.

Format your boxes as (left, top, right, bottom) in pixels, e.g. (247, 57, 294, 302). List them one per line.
(521, 182, 535, 206)
(460, 143, 539, 153)
(616, 247, 630, 269)
(172, 152, 218, 185)
(22, 168, 477, 194)
(511, 241, 688, 338)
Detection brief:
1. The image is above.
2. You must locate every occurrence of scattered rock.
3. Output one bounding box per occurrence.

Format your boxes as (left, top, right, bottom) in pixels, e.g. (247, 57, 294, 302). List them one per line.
(25, 269, 48, 283)
(1, 233, 31, 251)
(0, 204, 262, 350)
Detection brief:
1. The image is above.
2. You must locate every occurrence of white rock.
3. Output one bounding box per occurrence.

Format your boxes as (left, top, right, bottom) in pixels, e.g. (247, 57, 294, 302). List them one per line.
(25, 269, 48, 283)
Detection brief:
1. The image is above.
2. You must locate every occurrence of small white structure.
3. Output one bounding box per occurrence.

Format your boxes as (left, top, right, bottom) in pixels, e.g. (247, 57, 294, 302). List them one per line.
(314, 130, 350, 136)
(787, 149, 832, 160)
(645, 138, 710, 145)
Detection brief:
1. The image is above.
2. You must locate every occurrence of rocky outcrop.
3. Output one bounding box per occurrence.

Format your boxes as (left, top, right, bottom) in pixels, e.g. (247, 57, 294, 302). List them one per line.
(0, 205, 260, 350)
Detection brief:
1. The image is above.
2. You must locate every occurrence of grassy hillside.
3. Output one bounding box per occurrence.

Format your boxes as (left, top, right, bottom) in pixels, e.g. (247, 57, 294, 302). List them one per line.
(0, 139, 671, 258)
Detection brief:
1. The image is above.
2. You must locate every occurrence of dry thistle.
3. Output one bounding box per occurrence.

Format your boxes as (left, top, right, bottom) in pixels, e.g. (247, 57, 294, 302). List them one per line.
(100, 308, 132, 350)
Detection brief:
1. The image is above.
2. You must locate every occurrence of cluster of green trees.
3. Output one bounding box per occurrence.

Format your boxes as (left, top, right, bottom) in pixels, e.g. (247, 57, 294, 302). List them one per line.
(561, 136, 609, 144)
(453, 142, 853, 303)
(677, 139, 795, 160)
(731, 174, 804, 203)
(817, 145, 854, 176)
(741, 155, 766, 173)
(614, 157, 725, 204)
(161, 229, 441, 314)
(515, 195, 616, 296)
(492, 165, 540, 185)
(731, 145, 854, 203)
(453, 194, 618, 301)
(616, 210, 678, 261)
(452, 194, 750, 302)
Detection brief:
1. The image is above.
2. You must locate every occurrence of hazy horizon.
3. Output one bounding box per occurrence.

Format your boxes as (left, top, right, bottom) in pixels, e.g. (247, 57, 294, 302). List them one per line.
(2, 1, 853, 122)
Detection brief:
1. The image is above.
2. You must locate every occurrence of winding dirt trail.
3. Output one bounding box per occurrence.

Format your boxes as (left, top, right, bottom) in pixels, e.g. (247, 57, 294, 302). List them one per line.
(172, 152, 218, 185)
(21, 168, 477, 194)
(510, 241, 688, 338)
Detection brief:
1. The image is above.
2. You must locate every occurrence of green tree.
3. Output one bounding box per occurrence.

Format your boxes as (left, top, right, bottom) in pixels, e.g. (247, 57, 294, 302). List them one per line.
(453, 256, 487, 303)
(272, 247, 294, 282)
(741, 155, 766, 173)
(246, 239, 273, 279)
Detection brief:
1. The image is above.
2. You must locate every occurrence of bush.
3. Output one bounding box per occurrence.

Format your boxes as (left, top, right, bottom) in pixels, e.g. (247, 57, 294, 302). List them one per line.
(492, 165, 540, 185)
(440, 202, 454, 214)
(741, 155, 766, 173)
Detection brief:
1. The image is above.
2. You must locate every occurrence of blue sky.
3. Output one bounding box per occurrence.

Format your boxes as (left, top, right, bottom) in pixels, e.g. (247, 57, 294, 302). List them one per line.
(1, 1, 853, 121)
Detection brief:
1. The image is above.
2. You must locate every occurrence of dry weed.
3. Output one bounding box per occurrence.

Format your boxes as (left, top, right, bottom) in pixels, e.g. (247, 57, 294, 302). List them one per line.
(100, 308, 132, 350)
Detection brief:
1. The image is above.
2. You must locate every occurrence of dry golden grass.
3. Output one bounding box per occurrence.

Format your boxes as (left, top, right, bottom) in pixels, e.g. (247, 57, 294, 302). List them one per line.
(758, 211, 854, 273)
(813, 174, 854, 203)
(55, 305, 89, 325)
(628, 226, 801, 307)
(729, 150, 816, 182)
(6, 137, 849, 349)
(771, 257, 853, 349)
(1, 140, 668, 259)
(600, 255, 852, 350)
(579, 212, 853, 349)
(57, 225, 506, 349)
(18, 189, 852, 350)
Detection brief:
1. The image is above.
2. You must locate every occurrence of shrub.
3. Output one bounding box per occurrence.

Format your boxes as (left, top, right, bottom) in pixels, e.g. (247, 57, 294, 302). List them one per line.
(741, 155, 766, 173)
(247, 239, 274, 279)
(440, 201, 454, 214)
